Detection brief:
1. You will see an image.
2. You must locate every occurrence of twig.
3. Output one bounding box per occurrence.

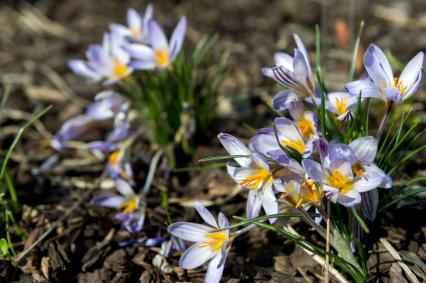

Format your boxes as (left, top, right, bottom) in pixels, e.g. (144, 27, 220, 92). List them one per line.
(380, 238, 420, 283)
(324, 200, 331, 283)
(14, 171, 107, 263)
(376, 102, 393, 142)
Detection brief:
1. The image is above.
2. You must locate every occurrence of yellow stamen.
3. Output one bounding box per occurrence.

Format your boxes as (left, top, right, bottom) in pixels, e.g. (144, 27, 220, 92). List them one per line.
(154, 48, 169, 67)
(296, 118, 314, 139)
(325, 169, 353, 194)
(109, 150, 120, 165)
(111, 58, 128, 78)
(282, 139, 305, 155)
(118, 198, 138, 214)
(240, 169, 272, 191)
(391, 77, 407, 96)
(335, 98, 347, 116)
(198, 231, 227, 252)
(130, 27, 140, 37)
(352, 163, 364, 177)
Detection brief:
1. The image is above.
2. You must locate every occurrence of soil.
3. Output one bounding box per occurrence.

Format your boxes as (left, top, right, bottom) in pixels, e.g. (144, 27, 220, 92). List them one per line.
(0, 0, 425, 282)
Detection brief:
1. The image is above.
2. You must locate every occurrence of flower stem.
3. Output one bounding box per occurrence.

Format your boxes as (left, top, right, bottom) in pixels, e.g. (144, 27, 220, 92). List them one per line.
(376, 101, 393, 142)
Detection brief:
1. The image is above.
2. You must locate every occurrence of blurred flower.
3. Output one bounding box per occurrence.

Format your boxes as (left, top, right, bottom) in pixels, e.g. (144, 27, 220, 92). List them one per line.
(91, 179, 145, 233)
(110, 5, 153, 43)
(124, 16, 187, 70)
(107, 145, 134, 184)
(262, 34, 316, 98)
(218, 133, 279, 222)
(51, 91, 128, 151)
(276, 175, 322, 209)
(68, 32, 133, 85)
(345, 44, 424, 104)
(168, 202, 229, 283)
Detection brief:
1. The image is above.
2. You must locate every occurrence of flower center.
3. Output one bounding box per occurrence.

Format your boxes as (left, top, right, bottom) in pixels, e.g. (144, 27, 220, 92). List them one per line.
(281, 139, 305, 155)
(198, 231, 227, 252)
(391, 77, 407, 96)
(296, 118, 314, 139)
(335, 98, 347, 116)
(240, 169, 272, 191)
(154, 48, 169, 67)
(130, 27, 140, 37)
(109, 150, 121, 165)
(118, 197, 139, 214)
(111, 59, 128, 78)
(325, 169, 353, 194)
(352, 163, 364, 177)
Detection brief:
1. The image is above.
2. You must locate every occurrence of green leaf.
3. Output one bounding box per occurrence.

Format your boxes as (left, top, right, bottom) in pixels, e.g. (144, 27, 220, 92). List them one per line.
(0, 238, 8, 256)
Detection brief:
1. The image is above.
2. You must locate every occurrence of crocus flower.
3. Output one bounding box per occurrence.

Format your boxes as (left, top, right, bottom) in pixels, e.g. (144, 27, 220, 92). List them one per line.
(107, 145, 134, 184)
(218, 133, 279, 222)
(317, 137, 391, 219)
(262, 34, 316, 98)
(168, 202, 229, 283)
(51, 91, 128, 151)
(110, 5, 153, 42)
(276, 175, 322, 209)
(124, 16, 186, 70)
(50, 115, 97, 151)
(91, 179, 144, 233)
(345, 44, 424, 104)
(307, 91, 358, 121)
(251, 117, 315, 161)
(302, 138, 389, 207)
(69, 32, 133, 85)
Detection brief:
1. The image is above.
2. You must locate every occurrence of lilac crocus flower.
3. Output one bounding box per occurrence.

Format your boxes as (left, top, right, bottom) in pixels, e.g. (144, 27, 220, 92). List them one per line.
(110, 5, 153, 43)
(51, 91, 128, 151)
(345, 44, 424, 104)
(91, 179, 144, 233)
(302, 138, 389, 207)
(251, 117, 315, 161)
(307, 91, 358, 121)
(69, 32, 133, 85)
(107, 145, 134, 184)
(124, 16, 186, 70)
(318, 137, 391, 219)
(262, 34, 316, 98)
(218, 133, 280, 222)
(168, 202, 229, 283)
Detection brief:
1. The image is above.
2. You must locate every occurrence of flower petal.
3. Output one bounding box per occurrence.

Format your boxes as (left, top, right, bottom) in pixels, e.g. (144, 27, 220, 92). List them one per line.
(363, 44, 393, 88)
(169, 16, 187, 60)
(344, 79, 381, 99)
(205, 253, 226, 283)
(91, 195, 126, 207)
(148, 19, 168, 51)
(246, 190, 262, 219)
(383, 87, 403, 104)
(274, 52, 293, 71)
(261, 183, 279, 223)
(302, 159, 324, 181)
(168, 222, 211, 242)
(194, 201, 218, 228)
(349, 136, 377, 163)
(272, 90, 299, 111)
(400, 51, 424, 100)
(179, 243, 216, 269)
(218, 133, 252, 167)
(115, 178, 135, 196)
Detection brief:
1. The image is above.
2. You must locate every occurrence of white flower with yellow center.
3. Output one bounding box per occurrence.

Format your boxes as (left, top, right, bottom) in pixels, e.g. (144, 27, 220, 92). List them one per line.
(123, 16, 186, 70)
(218, 133, 280, 223)
(109, 5, 153, 43)
(168, 202, 230, 283)
(345, 44, 424, 105)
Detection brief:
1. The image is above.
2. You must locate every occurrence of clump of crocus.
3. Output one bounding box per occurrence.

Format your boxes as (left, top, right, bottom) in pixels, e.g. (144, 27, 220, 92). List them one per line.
(168, 31, 424, 283)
